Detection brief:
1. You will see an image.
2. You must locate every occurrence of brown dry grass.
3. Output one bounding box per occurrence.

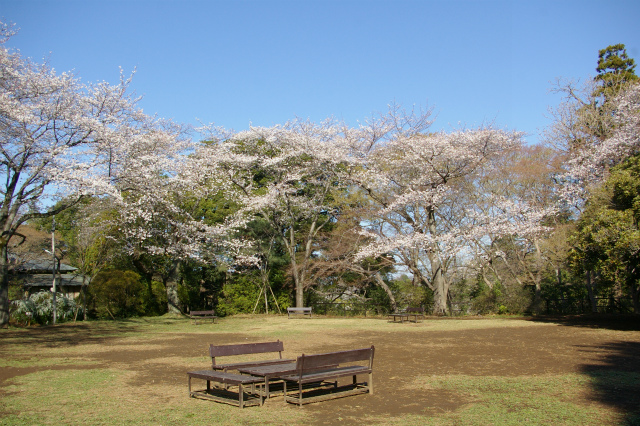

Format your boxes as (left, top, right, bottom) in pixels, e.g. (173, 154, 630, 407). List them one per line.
(1, 314, 640, 425)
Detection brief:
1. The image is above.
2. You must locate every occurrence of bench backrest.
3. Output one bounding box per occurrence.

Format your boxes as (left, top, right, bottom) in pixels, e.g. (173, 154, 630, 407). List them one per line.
(296, 346, 374, 372)
(209, 340, 284, 367)
(190, 310, 216, 316)
(287, 307, 311, 312)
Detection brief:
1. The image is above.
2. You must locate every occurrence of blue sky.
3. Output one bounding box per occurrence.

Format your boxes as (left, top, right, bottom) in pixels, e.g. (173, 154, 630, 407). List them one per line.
(2, 0, 639, 144)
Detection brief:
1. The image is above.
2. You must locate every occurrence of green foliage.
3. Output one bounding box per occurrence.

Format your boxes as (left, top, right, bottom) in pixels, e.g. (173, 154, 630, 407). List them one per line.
(390, 275, 431, 309)
(539, 279, 589, 315)
(594, 43, 638, 99)
(569, 154, 640, 312)
(146, 280, 168, 316)
(470, 280, 501, 314)
(11, 291, 78, 325)
(87, 270, 145, 319)
(177, 261, 225, 311)
(364, 281, 393, 312)
(469, 278, 533, 315)
(217, 269, 289, 316)
(216, 272, 260, 316)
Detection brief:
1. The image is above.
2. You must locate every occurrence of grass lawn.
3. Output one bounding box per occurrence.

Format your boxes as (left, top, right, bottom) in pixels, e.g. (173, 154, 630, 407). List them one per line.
(1, 314, 639, 426)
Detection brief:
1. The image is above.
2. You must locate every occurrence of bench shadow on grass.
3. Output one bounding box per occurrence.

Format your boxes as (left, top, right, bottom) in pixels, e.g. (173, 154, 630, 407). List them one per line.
(578, 341, 640, 425)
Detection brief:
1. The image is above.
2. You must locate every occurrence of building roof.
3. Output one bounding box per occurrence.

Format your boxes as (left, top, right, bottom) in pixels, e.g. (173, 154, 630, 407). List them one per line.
(11, 259, 78, 274)
(16, 274, 86, 288)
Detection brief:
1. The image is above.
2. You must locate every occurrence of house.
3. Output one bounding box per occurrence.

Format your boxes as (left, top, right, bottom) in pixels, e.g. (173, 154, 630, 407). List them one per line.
(11, 258, 87, 299)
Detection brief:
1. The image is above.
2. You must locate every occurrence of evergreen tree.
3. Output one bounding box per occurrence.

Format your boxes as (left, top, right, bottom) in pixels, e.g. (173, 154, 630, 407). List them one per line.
(594, 43, 638, 100)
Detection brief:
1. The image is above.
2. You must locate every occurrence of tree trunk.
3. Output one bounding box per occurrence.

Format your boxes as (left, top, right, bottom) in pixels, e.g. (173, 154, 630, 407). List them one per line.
(426, 207, 448, 315)
(0, 240, 9, 327)
(284, 225, 305, 308)
(631, 283, 640, 314)
(165, 282, 180, 314)
(586, 269, 598, 313)
(531, 238, 544, 314)
(162, 260, 181, 314)
(626, 266, 640, 314)
(373, 272, 397, 312)
(431, 264, 448, 315)
(289, 250, 305, 308)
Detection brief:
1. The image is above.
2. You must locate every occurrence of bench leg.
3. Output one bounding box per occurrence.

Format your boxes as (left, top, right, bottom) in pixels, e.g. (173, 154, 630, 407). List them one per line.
(239, 384, 244, 408)
(188, 376, 192, 396)
(298, 381, 303, 407)
(369, 372, 374, 395)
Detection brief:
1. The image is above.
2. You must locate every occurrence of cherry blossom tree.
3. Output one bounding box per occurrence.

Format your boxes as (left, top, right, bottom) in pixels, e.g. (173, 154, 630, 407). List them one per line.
(461, 145, 561, 312)
(352, 107, 534, 314)
(0, 23, 176, 326)
(196, 120, 360, 307)
(562, 82, 640, 200)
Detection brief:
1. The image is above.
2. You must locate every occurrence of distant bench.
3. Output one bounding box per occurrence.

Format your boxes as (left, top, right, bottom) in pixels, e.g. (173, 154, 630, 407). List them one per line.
(276, 346, 375, 406)
(405, 307, 425, 322)
(287, 307, 312, 318)
(388, 307, 425, 323)
(189, 310, 217, 325)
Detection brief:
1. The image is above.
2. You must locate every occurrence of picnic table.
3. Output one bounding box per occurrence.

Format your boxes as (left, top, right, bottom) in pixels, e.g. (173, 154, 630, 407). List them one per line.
(237, 362, 297, 400)
(187, 342, 375, 408)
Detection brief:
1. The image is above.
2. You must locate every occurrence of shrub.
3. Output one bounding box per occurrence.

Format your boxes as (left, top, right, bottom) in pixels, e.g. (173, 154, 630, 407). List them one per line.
(11, 291, 78, 325)
(87, 270, 145, 319)
(217, 273, 262, 316)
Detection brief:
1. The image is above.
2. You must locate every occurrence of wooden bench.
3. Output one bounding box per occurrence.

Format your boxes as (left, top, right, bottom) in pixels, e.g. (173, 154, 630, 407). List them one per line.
(210, 340, 294, 372)
(389, 307, 425, 323)
(287, 307, 312, 318)
(388, 311, 409, 323)
(276, 346, 375, 406)
(187, 370, 264, 408)
(190, 310, 217, 325)
(405, 307, 425, 322)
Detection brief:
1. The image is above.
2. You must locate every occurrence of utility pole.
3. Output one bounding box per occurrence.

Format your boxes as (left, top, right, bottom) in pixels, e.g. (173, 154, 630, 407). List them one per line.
(51, 216, 57, 325)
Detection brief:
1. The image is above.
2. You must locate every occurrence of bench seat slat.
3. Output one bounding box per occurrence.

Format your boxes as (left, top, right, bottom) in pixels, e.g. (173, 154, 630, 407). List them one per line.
(279, 365, 371, 384)
(187, 370, 263, 385)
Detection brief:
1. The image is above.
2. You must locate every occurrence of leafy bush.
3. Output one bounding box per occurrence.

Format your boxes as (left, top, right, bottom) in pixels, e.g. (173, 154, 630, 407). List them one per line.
(11, 291, 78, 325)
(390, 275, 430, 310)
(87, 270, 145, 319)
(217, 271, 290, 316)
(176, 261, 225, 312)
(470, 280, 532, 315)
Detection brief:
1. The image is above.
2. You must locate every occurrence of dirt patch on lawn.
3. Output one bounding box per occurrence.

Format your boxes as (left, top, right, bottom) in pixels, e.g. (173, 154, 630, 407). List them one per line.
(1, 316, 640, 425)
